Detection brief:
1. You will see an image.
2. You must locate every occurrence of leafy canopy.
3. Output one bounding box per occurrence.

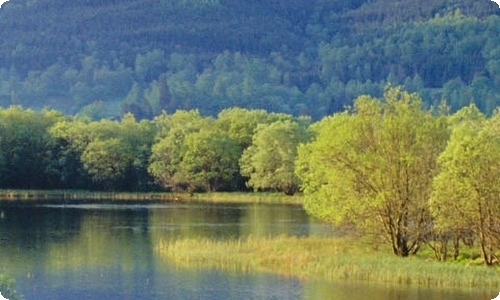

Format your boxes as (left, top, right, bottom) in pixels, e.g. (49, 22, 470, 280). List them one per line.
(296, 86, 449, 256)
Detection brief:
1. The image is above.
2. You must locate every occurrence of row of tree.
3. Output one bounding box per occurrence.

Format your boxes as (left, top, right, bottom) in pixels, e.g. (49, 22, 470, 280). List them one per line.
(297, 86, 500, 264)
(3, 86, 500, 264)
(0, 105, 309, 193)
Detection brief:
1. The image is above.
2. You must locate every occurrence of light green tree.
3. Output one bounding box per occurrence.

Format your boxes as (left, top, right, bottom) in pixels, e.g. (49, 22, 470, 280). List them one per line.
(81, 138, 132, 189)
(240, 119, 311, 195)
(48, 118, 93, 189)
(296, 87, 449, 256)
(180, 129, 241, 191)
(430, 104, 500, 265)
(52, 113, 156, 190)
(148, 110, 213, 190)
(216, 108, 274, 149)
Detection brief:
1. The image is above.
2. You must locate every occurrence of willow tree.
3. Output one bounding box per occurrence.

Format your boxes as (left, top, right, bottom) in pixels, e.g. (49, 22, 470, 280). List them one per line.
(148, 110, 213, 191)
(296, 87, 449, 256)
(78, 114, 156, 191)
(180, 129, 242, 192)
(240, 119, 311, 195)
(430, 105, 500, 265)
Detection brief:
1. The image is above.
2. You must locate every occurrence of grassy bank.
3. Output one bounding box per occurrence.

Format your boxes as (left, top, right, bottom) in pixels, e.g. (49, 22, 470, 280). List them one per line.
(0, 189, 176, 201)
(0, 189, 302, 204)
(188, 192, 303, 204)
(157, 235, 500, 288)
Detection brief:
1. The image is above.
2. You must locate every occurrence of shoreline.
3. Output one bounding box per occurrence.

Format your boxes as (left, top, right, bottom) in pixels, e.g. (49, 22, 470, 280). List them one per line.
(0, 190, 303, 204)
(4, 189, 497, 289)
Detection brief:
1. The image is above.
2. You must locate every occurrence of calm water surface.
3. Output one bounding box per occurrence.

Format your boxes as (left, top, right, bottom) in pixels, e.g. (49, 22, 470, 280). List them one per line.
(0, 201, 496, 300)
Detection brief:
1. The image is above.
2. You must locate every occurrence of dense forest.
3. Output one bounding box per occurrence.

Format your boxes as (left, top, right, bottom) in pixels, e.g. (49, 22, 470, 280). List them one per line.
(0, 0, 499, 119)
(0, 105, 309, 192)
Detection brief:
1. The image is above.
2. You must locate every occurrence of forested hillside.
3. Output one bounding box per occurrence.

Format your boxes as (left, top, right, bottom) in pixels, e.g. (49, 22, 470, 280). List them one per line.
(0, 0, 498, 119)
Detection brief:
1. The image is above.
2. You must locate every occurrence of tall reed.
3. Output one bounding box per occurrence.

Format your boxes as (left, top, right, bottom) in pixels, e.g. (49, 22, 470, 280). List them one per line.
(157, 235, 500, 288)
(0, 189, 302, 204)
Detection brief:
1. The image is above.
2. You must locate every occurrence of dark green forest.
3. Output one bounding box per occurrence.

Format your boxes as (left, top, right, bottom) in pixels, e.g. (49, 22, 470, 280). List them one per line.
(0, 105, 309, 192)
(0, 0, 499, 119)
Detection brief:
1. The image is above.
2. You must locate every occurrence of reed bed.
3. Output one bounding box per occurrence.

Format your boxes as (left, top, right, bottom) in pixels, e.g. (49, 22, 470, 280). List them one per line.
(157, 235, 500, 288)
(0, 189, 302, 204)
(188, 192, 303, 204)
(0, 189, 179, 201)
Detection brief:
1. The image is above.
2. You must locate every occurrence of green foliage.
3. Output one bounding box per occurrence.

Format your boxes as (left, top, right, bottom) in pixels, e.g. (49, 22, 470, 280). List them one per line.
(0, 106, 63, 188)
(76, 100, 109, 120)
(148, 110, 213, 190)
(430, 105, 500, 265)
(81, 138, 130, 188)
(215, 108, 297, 149)
(181, 129, 241, 191)
(0, 0, 498, 117)
(149, 108, 309, 193)
(0, 273, 23, 300)
(241, 119, 311, 195)
(80, 115, 156, 190)
(48, 113, 156, 191)
(297, 87, 450, 256)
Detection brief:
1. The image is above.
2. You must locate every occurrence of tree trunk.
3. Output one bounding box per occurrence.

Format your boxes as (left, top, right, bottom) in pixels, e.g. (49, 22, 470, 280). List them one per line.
(452, 236, 460, 260)
(392, 231, 410, 257)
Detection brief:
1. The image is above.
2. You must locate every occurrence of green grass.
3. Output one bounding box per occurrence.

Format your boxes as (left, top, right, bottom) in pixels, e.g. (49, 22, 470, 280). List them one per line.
(156, 235, 500, 288)
(0, 189, 303, 204)
(188, 191, 303, 204)
(0, 189, 177, 201)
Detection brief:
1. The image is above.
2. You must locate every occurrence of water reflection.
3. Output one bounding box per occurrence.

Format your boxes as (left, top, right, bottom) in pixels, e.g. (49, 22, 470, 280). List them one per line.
(0, 201, 495, 300)
(301, 279, 496, 300)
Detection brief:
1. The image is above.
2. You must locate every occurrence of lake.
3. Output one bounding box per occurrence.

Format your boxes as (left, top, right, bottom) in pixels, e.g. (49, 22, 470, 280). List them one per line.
(0, 200, 496, 300)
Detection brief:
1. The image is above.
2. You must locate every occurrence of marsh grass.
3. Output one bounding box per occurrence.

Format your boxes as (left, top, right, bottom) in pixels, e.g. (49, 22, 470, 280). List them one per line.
(0, 189, 176, 201)
(157, 235, 500, 288)
(0, 190, 302, 204)
(188, 192, 303, 204)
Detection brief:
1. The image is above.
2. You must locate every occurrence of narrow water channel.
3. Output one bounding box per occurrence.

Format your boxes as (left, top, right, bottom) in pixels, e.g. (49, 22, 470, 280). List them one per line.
(0, 201, 496, 300)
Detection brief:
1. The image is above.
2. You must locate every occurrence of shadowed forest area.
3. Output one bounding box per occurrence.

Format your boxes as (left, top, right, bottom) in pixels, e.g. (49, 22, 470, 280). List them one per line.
(0, 0, 498, 119)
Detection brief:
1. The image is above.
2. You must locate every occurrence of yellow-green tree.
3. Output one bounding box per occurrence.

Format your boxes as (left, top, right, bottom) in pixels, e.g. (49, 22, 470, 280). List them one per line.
(240, 119, 311, 195)
(296, 87, 449, 256)
(81, 137, 132, 189)
(430, 105, 500, 265)
(180, 129, 242, 192)
(148, 110, 213, 191)
(215, 108, 275, 149)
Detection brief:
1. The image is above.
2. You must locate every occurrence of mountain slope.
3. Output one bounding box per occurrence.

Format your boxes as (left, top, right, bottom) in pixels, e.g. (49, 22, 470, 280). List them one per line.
(0, 0, 498, 118)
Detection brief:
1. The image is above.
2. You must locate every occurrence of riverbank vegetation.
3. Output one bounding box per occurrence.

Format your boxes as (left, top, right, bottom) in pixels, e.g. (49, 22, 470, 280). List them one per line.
(297, 86, 448, 257)
(2, 86, 500, 265)
(0, 190, 302, 204)
(157, 235, 500, 288)
(0, 105, 308, 194)
(297, 87, 500, 265)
